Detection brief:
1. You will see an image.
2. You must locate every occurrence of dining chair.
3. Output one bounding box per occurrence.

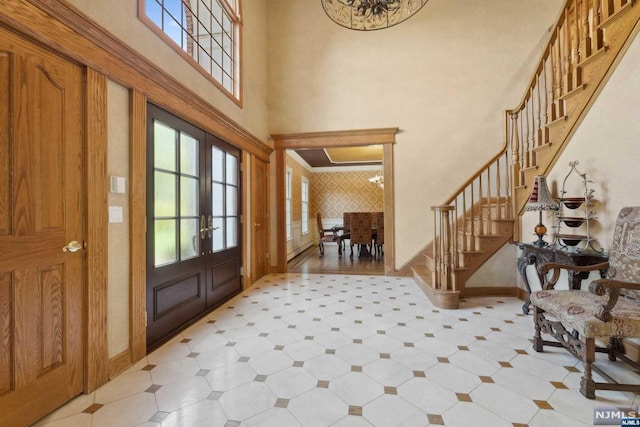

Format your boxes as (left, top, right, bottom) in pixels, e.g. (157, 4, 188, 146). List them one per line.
(316, 212, 339, 256)
(372, 212, 384, 258)
(341, 212, 352, 254)
(349, 212, 372, 258)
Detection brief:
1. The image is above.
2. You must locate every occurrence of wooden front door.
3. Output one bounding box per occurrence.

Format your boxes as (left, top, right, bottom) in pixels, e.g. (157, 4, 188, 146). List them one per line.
(252, 157, 269, 280)
(0, 28, 85, 426)
(146, 105, 242, 349)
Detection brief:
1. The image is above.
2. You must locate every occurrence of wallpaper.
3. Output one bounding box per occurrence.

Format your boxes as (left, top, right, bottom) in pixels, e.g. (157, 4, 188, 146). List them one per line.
(311, 171, 384, 219)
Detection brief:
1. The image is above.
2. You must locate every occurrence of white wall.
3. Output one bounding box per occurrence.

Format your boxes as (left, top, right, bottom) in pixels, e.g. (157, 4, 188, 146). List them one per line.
(66, 0, 270, 142)
(268, 0, 564, 268)
(520, 29, 640, 291)
(107, 81, 131, 357)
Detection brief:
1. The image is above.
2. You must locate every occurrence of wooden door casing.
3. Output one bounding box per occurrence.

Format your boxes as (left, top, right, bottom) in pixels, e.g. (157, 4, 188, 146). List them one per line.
(252, 157, 269, 280)
(0, 27, 85, 426)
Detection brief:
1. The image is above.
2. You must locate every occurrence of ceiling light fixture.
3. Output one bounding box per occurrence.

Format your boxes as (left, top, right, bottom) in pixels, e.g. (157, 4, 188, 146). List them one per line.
(321, 0, 429, 31)
(368, 170, 384, 188)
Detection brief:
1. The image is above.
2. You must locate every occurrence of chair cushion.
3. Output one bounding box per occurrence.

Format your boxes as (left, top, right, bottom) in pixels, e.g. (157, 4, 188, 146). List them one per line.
(320, 235, 339, 243)
(531, 290, 640, 338)
(609, 207, 640, 300)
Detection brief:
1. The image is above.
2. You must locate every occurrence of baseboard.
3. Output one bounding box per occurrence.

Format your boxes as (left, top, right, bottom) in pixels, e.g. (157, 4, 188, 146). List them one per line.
(109, 348, 132, 379)
(287, 241, 314, 261)
(463, 286, 526, 299)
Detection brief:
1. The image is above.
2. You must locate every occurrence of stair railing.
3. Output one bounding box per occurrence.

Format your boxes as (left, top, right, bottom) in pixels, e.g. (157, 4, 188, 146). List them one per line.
(430, 0, 633, 294)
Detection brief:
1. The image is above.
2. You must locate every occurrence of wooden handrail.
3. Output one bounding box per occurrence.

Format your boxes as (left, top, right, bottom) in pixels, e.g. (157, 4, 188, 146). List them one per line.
(428, 0, 636, 296)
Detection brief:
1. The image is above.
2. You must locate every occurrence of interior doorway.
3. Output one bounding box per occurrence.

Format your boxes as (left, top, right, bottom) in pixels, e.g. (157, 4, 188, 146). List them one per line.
(272, 128, 398, 275)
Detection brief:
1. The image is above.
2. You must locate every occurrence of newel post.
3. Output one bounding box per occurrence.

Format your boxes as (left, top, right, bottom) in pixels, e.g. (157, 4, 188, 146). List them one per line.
(431, 205, 456, 292)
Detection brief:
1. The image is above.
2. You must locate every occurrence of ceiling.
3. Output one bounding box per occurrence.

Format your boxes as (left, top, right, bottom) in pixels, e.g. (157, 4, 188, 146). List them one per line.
(293, 145, 383, 168)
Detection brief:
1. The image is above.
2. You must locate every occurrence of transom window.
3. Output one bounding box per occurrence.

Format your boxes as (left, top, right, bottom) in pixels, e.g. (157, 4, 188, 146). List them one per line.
(140, 0, 241, 101)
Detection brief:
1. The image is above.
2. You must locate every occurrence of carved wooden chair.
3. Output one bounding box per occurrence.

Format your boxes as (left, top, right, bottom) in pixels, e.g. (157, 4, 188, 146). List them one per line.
(530, 206, 640, 399)
(316, 212, 339, 256)
(349, 212, 372, 258)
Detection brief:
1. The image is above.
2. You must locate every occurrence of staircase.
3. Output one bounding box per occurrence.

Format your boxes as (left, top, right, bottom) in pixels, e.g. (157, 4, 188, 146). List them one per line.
(412, 0, 640, 309)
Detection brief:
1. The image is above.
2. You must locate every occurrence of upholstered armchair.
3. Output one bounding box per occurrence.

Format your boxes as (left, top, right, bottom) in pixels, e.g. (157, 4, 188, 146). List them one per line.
(530, 206, 640, 399)
(316, 212, 339, 256)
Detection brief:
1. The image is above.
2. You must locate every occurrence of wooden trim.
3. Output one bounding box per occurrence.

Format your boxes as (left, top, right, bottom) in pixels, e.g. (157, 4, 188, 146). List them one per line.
(463, 286, 523, 298)
(273, 129, 397, 274)
(108, 349, 132, 380)
(411, 268, 460, 309)
(85, 68, 109, 392)
(0, 0, 270, 160)
(272, 128, 399, 150)
(0, 0, 271, 373)
(383, 143, 395, 276)
(243, 151, 252, 289)
(130, 90, 147, 363)
(275, 149, 287, 272)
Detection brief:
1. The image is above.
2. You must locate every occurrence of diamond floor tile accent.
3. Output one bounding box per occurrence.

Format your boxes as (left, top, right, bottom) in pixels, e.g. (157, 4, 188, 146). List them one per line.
(82, 403, 103, 414)
(35, 273, 640, 427)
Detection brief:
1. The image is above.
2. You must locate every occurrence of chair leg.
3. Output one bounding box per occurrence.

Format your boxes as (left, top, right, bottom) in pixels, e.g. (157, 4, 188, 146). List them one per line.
(533, 306, 544, 352)
(608, 337, 623, 361)
(580, 337, 596, 399)
(318, 241, 324, 256)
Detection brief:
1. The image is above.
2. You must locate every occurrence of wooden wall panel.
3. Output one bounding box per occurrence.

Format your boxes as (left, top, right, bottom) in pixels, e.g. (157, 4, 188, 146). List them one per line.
(129, 90, 147, 363)
(0, 272, 12, 395)
(35, 67, 64, 233)
(38, 265, 64, 372)
(0, 52, 9, 236)
(85, 68, 109, 391)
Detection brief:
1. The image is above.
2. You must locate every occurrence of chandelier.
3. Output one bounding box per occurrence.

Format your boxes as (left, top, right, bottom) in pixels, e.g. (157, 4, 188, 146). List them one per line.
(368, 170, 384, 188)
(321, 0, 429, 31)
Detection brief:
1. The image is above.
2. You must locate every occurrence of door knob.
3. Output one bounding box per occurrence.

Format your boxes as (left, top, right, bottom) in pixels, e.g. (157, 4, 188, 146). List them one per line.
(63, 240, 83, 253)
(200, 215, 207, 239)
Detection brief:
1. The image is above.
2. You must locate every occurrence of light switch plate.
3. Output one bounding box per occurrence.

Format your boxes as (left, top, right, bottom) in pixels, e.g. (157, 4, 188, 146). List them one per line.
(109, 206, 123, 223)
(110, 176, 126, 194)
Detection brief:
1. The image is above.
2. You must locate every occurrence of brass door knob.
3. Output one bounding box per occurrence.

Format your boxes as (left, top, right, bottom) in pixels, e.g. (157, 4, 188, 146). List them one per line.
(63, 240, 83, 253)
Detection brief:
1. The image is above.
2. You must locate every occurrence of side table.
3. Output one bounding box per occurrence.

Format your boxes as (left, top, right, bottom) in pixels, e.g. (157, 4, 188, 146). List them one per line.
(516, 242, 608, 314)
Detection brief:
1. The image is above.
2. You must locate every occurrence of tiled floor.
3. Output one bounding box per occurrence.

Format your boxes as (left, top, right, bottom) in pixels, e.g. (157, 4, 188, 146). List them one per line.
(34, 274, 640, 426)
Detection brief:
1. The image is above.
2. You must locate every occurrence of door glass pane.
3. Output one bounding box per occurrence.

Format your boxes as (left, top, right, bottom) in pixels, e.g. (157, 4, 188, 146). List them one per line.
(154, 121, 177, 171)
(180, 218, 199, 260)
(212, 147, 224, 182)
(155, 219, 177, 266)
(226, 186, 237, 216)
(180, 133, 199, 177)
(155, 172, 177, 216)
(180, 176, 199, 216)
(212, 183, 224, 216)
(226, 154, 238, 185)
(226, 217, 237, 248)
(212, 217, 224, 251)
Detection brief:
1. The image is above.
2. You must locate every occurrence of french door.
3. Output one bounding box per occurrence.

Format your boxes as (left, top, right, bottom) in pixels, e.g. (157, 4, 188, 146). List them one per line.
(146, 104, 242, 349)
